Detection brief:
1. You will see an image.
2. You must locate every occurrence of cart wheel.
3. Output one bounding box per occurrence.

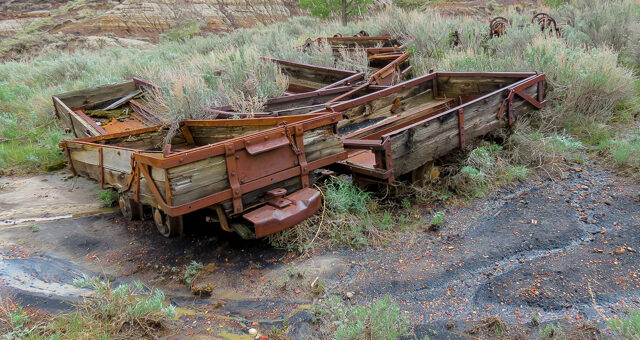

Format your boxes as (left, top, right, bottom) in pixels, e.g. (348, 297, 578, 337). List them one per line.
(119, 195, 142, 221)
(153, 208, 183, 238)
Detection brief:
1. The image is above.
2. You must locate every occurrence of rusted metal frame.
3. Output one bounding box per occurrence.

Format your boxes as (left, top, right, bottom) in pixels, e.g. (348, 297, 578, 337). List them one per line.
(368, 51, 411, 84)
(317, 72, 365, 91)
(133, 164, 141, 202)
(181, 113, 327, 127)
(325, 82, 371, 105)
(379, 74, 545, 140)
(331, 161, 393, 180)
(265, 57, 359, 76)
(144, 151, 346, 217)
(458, 108, 466, 149)
(330, 72, 437, 112)
(208, 88, 354, 114)
(122, 156, 137, 193)
(180, 125, 196, 145)
(224, 143, 243, 214)
(497, 74, 547, 120)
(138, 163, 167, 209)
(63, 145, 77, 176)
(432, 74, 439, 98)
(436, 71, 537, 78)
(293, 125, 310, 188)
(98, 148, 105, 189)
(135, 113, 343, 169)
(72, 109, 108, 135)
(341, 137, 394, 180)
(215, 205, 233, 232)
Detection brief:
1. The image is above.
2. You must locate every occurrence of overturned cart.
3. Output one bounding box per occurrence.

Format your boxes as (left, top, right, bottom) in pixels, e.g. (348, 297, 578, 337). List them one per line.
(327, 71, 547, 183)
(60, 113, 346, 238)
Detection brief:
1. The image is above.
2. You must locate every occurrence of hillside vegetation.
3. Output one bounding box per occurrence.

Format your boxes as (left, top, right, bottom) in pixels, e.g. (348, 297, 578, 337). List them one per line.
(0, 0, 638, 182)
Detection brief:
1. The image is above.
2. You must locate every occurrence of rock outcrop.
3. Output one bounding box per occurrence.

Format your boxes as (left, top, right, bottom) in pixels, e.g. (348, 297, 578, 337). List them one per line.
(0, 0, 301, 42)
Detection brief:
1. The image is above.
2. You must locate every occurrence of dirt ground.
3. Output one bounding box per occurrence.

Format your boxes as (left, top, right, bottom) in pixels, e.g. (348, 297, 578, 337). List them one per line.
(1, 161, 639, 339)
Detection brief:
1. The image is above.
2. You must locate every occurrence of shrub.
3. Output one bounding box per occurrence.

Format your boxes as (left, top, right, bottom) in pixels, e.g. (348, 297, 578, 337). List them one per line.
(98, 189, 118, 207)
(269, 178, 396, 252)
(607, 310, 640, 338)
(324, 178, 371, 215)
(319, 295, 411, 340)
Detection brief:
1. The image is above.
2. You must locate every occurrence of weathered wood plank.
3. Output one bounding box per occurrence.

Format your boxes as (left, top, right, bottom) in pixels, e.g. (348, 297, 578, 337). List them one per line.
(388, 85, 538, 175)
(56, 80, 137, 109)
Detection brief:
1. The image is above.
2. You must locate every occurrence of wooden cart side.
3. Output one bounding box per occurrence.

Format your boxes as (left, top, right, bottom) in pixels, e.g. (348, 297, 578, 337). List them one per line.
(55, 80, 137, 110)
(333, 77, 435, 129)
(386, 74, 545, 176)
(133, 113, 346, 217)
(53, 96, 106, 137)
(208, 86, 354, 117)
(435, 72, 537, 99)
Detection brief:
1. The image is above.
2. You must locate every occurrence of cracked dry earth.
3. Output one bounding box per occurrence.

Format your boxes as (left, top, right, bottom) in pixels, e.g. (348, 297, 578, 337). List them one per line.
(0, 162, 639, 339)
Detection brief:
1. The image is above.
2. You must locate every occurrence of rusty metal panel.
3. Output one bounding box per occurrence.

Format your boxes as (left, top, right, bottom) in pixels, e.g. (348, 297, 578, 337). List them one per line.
(244, 188, 322, 238)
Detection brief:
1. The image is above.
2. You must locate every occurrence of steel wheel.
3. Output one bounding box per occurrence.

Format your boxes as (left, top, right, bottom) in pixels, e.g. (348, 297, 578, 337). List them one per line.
(153, 208, 183, 238)
(119, 195, 142, 221)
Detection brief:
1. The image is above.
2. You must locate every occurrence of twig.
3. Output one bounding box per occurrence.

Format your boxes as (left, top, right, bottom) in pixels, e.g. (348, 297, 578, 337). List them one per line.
(308, 184, 327, 249)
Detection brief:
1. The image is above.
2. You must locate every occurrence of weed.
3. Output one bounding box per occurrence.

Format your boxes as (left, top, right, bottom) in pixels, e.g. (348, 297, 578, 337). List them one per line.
(539, 322, 565, 339)
(183, 261, 203, 285)
(324, 178, 371, 215)
(607, 309, 640, 338)
(98, 189, 118, 207)
(269, 177, 398, 252)
(316, 295, 411, 340)
(311, 278, 326, 298)
(429, 211, 445, 230)
(27, 225, 40, 232)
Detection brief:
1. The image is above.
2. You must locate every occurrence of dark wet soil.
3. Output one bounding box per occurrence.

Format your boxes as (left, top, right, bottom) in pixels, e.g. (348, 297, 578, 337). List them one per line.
(1, 162, 639, 339)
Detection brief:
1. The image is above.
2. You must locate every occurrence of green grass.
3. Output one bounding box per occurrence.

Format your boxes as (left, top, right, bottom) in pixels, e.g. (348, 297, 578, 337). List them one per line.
(98, 189, 118, 208)
(316, 295, 411, 340)
(607, 310, 640, 339)
(0, 276, 175, 339)
(0, 0, 637, 175)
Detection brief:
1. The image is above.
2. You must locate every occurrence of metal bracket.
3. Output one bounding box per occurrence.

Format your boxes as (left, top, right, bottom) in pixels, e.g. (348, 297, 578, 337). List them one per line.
(458, 108, 466, 149)
(293, 125, 310, 188)
(224, 143, 243, 214)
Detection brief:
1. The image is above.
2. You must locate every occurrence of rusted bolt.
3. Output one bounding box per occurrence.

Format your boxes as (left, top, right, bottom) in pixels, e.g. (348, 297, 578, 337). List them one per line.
(235, 155, 239, 159)
(264, 136, 268, 140)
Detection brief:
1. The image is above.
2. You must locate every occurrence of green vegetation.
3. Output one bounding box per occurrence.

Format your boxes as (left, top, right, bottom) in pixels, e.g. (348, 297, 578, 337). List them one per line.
(539, 322, 565, 339)
(183, 261, 204, 285)
(429, 211, 444, 228)
(298, 0, 374, 26)
(98, 189, 118, 207)
(313, 295, 411, 339)
(607, 310, 640, 339)
(269, 177, 404, 252)
(0, 276, 175, 339)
